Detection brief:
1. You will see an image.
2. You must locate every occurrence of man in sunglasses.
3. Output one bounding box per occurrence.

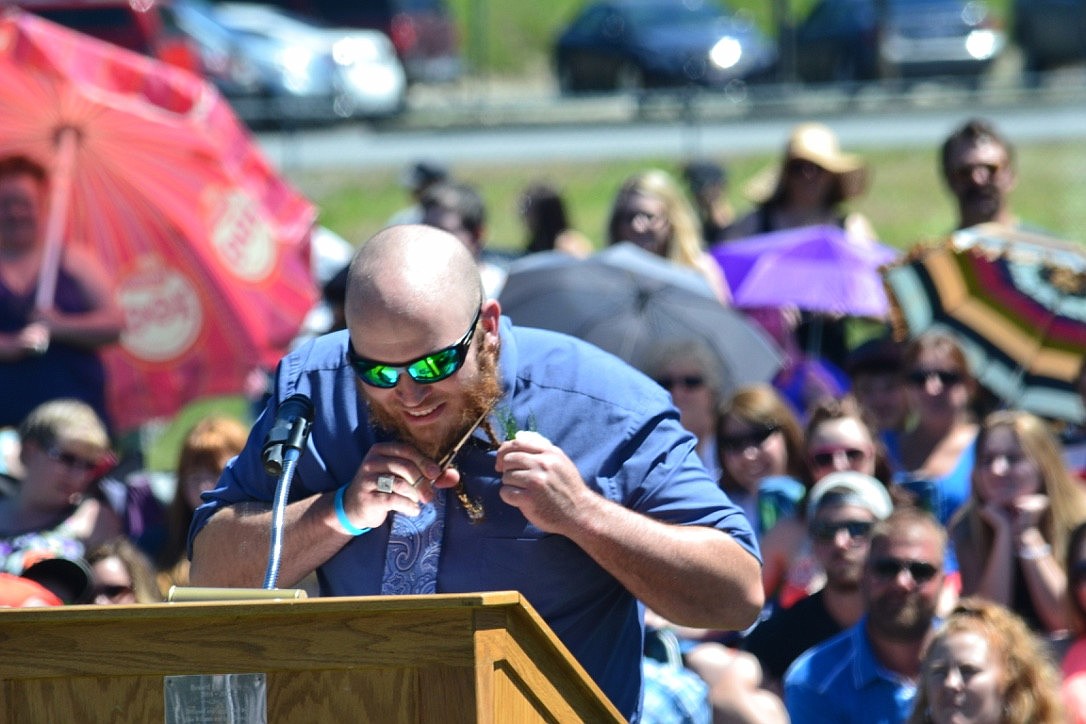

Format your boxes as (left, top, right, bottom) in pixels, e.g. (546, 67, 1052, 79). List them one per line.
(743, 471, 892, 691)
(783, 507, 946, 724)
(189, 225, 763, 722)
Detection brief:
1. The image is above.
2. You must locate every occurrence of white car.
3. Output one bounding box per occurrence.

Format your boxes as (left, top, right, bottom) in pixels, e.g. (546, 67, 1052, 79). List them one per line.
(213, 2, 408, 121)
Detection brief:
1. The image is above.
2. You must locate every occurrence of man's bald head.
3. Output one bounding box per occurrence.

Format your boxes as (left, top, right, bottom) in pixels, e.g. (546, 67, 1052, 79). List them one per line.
(345, 225, 483, 326)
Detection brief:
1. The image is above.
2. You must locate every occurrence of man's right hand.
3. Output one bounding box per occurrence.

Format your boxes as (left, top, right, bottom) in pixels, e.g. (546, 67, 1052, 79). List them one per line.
(337, 441, 451, 531)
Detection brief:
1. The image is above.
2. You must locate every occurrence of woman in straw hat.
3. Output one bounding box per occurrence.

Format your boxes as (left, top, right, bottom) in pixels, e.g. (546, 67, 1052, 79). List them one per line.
(725, 122, 876, 243)
(725, 123, 878, 374)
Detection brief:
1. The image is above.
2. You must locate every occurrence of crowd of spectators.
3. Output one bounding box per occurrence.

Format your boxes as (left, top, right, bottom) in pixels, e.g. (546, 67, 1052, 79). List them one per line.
(0, 115, 1083, 724)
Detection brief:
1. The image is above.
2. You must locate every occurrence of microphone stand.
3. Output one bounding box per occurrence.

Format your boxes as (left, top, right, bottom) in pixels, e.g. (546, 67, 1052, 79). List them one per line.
(168, 414, 312, 604)
(263, 416, 309, 590)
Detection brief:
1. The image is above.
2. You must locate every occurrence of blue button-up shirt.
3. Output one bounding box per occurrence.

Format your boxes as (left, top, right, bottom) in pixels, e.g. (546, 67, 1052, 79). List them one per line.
(783, 615, 918, 724)
(190, 317, 759, 722)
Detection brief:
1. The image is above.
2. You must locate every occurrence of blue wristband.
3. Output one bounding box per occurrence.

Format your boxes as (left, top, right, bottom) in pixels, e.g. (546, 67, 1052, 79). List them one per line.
(334, 484, 370, 537)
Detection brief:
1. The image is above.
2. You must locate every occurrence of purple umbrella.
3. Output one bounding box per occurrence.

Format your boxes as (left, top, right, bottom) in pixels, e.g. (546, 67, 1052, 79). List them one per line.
(711, 225, 900, 318)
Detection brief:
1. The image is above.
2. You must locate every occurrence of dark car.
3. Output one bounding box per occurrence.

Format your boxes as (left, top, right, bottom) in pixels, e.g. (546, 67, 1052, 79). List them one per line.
(553, 0, 777, 94)
(792, 0, 1006, 85)
(238, 0, 462, 83)
(1013, 0, 1086, 74)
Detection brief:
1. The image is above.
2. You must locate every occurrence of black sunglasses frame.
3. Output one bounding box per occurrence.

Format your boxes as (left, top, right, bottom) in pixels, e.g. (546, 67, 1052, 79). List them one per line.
(810, 520, 875, 543)
(347, 306, 481, 389)
(906, 369, 964, 387)
(719, 425, 780, 454)
(656, 375, 705, 391)
(809, 447, 869, 468)
(870, 557, 940, 584)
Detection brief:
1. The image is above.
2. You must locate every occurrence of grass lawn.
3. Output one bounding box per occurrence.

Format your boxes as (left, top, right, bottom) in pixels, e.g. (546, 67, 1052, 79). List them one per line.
(296, 138, 1086, 254)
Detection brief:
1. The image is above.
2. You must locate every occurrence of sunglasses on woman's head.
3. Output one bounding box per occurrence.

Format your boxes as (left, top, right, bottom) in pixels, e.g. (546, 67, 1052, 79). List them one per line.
(348, 307, 481, 389)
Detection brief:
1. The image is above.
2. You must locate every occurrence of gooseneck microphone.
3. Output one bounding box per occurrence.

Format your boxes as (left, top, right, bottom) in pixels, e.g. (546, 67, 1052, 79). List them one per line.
(262, 393, 314, 589)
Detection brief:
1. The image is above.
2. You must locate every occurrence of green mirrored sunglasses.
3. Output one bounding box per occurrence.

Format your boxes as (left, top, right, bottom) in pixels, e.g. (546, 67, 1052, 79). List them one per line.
(347, 306, 481, 389)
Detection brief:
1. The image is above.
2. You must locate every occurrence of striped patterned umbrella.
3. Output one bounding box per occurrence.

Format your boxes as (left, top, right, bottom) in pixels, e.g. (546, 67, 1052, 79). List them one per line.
(883, 224, 1086, 423)
(0, 10, 317, 432)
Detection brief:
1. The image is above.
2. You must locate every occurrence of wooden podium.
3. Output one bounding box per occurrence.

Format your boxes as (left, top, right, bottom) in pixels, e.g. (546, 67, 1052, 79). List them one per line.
(0, 591, 624, 723)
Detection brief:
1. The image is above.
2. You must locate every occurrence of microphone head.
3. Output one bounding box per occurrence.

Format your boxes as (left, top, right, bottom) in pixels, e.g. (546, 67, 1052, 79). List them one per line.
(278, 393, 314, 424)
(261, 393, 314, 475)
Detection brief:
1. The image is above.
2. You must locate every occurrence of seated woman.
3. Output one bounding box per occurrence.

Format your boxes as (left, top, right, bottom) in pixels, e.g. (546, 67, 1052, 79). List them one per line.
(0, 399, 121, 573)
(646, 339, 726, 483)
(950, 410, 1086, 635)
(909, 597, 1064, 724)
(760, 396, 892, 610)
(87, 536, 160, 605)
(716, 384, 811, 541)
(156, 414, 249, 596)
(887, 332, 980, 576)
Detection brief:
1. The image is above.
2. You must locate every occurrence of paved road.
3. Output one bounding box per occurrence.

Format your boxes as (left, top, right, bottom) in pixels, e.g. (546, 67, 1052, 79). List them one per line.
(256, 84, 1086, 173)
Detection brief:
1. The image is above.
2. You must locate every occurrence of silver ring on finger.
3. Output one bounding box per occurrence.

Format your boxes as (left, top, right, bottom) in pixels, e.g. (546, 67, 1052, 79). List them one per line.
(376, 474, 396, 494)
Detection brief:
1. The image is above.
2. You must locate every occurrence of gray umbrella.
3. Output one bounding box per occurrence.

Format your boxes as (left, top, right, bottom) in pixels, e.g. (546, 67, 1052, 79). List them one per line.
(498, 243, 783, 395)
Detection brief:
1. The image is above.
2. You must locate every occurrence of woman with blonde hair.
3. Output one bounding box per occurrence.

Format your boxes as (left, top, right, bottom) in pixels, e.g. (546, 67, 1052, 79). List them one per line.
(949, 409, 1086, 633)
(606, 169, 730, 303)
(156, 415, 248, 595)
(909, 597, 1064, 724)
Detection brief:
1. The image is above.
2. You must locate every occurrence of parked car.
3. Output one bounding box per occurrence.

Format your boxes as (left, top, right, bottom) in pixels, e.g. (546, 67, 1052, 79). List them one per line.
(236, 0, 462, 83)
(553, 0, 777, 94)
(13, 0, 204, 75)
(792, 0, 1006, 85)
(1013, 0, 1086, 74)
(210, 2, 407, 122)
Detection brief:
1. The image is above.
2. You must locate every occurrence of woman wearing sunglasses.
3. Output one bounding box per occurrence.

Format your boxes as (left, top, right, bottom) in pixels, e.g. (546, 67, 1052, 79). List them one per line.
(716, 384, 811, 543)
(760, 396, 892, 611)
(87, 536, 160, 605)
(647, 340, 726, 484)
(888, 333, 979, 571)
(949, 410, 1086, 635)
(639, 384, 807, 702)
(0, 398, 121, 576)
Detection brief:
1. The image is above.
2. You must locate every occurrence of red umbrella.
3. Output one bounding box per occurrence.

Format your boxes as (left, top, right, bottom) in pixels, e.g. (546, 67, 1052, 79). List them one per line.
(0, 10, 318, 433)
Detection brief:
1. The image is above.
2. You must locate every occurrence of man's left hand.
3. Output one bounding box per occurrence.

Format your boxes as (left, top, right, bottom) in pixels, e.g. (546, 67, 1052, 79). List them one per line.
(494, 431, 597, 535)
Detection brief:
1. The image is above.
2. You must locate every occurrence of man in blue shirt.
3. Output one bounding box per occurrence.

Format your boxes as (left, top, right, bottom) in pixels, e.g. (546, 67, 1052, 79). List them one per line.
(189, 225, 763, 722)
(782, 508, 946, 724)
